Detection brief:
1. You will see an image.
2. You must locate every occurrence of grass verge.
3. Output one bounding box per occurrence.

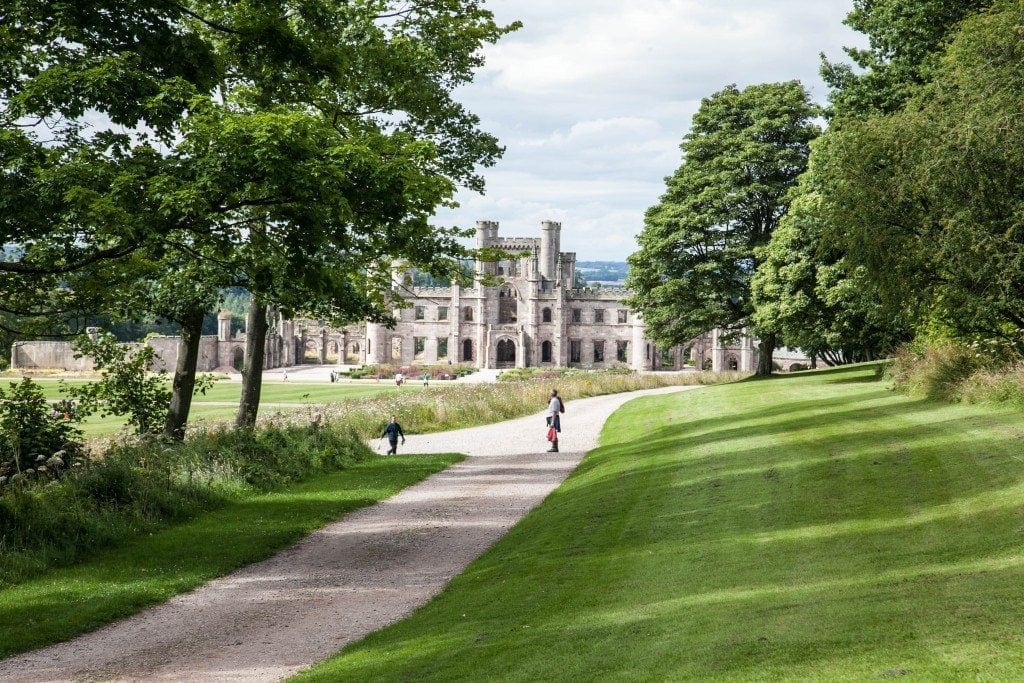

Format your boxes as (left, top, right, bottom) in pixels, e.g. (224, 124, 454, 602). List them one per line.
(0, 453, 460, 659)
(296, 363, 1024, 680)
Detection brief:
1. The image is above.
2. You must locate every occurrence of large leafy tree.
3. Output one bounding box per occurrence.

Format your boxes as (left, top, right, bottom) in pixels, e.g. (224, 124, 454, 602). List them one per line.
(1, 1, 518, 432)
(816, 0, 1024, 355)
(751, 176, 913, 364)
(822, 0, 994, 120)
(626, 81, 820, 375)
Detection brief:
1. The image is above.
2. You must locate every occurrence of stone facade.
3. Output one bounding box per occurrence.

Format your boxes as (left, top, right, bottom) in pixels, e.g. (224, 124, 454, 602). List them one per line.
(363, 220, 681, 371)
(9, 222, 811, 374)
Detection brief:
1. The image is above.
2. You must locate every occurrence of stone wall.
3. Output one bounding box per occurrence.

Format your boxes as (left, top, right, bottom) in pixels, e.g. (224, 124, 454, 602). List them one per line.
(11, 341, 92, 371)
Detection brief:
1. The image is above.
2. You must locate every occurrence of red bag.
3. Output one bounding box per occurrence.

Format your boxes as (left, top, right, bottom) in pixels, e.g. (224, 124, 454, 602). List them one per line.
(546, 426, 558, 442)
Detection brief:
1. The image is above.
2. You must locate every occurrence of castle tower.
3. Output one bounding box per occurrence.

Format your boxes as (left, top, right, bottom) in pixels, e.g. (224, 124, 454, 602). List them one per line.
(539, 220, 561, 280)
(475, 220, 499, 280)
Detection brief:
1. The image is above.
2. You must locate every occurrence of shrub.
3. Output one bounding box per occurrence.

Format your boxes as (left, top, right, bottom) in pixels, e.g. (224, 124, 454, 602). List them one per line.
(347, 363, 476, 380)
(64, 333, 171, 435)
(0, 379, 84, 474)
(888, 342, 987, 401)
(0, 420, 371, 587)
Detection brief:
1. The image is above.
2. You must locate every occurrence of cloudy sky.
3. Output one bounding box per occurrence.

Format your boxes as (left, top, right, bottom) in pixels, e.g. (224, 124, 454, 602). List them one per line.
(435, 0, 865, 261)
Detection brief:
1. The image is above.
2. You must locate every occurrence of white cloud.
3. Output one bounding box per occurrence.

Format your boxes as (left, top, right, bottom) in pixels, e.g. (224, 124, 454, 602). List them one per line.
(436, 0, 865, 260)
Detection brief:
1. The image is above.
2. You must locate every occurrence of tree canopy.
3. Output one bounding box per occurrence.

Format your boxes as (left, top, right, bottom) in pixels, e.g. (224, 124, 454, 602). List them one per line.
(626, 81, 820, 374)
(0, 0, 518, 432)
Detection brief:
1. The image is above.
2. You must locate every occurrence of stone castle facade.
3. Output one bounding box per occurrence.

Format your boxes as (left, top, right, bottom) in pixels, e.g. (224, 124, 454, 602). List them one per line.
(364, 220, 673, 370)
(10, 221, 809, 374)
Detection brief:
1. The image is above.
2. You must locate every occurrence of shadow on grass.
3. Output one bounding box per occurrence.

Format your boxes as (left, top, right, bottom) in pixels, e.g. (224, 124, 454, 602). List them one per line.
(292, 365, 1024, 681)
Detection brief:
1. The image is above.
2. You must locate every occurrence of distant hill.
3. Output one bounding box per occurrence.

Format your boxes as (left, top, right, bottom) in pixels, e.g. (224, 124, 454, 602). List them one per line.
(576, 261, 628, 284)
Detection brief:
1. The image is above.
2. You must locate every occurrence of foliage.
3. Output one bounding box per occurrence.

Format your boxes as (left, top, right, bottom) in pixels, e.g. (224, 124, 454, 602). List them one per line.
(888, 339, 1024, 405)
(346, 364, 477, 380)
(252, 369, 742, 441)
(822, 0, 995, 120)
(63, 333, 171, 436)
(299, 364, 1024, 680)
(0, 420, 374, 589)
(751, 175, 914, 364)
(0, 379, 83, 475)
(817, 1, 1024, 355)
(626, 81, 820, 374)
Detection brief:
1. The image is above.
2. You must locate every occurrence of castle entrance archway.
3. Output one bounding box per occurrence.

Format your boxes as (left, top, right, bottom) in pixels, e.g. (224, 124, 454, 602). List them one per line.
(496, 338, 516, 368)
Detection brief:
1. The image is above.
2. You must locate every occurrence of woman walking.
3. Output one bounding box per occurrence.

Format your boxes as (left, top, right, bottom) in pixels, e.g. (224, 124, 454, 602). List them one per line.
(545, 389, 565, 452)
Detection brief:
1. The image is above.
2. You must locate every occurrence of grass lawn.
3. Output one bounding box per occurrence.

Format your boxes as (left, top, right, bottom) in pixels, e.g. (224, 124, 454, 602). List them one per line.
(16, 378, 421, 436)
(0, 453, 461, 659)
(296, 363, 1024, 681)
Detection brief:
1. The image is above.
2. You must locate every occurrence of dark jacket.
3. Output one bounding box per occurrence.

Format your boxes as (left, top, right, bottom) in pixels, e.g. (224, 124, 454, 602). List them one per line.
(381, 421, 405, 442)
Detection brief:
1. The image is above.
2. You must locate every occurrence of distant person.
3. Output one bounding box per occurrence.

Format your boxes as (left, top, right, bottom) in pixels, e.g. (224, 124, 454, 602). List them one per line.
(282, 369, 288, 381)
(381, 416, 406, 455)
(545, 388, 565, 452)
(395, 371, 404, 387)
(422, 372, 429, 386)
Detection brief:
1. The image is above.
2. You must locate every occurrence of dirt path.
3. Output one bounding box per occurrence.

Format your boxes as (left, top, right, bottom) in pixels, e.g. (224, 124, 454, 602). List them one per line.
(0, 385, 699, 682)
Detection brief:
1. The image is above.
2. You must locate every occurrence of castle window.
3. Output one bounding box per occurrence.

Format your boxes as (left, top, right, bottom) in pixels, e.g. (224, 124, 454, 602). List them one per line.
(542, 307, 552, 323)
(463, 339, 473, 361)
(463, 306, 473, 322)
(391, 337, 402, 361)
(594, 309, 604, 323)
(438, 338, 448, 359)
(617, 341, 629, 362)
(593, 340, 605, 363)
(414, 337, 426, 359)
(570, 340, 581, 364)
(499, 284, 517, 323)
(572, 308, 581, 323)
(438, 306, 448, 321)
(618, 309, 628, 324)
(541, 340, 553, 363)
(414, 306, 425, 320)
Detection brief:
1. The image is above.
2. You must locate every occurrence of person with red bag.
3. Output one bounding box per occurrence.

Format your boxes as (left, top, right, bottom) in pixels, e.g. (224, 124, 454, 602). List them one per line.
(545, 389, 565, 452)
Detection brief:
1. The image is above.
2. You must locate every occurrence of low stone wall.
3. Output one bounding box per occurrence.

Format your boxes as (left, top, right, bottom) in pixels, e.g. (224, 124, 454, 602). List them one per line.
(11, 341, 93, 371)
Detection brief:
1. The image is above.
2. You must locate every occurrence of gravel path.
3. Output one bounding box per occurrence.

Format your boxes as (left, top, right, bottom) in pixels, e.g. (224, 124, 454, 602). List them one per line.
(0, 385, 699, 682)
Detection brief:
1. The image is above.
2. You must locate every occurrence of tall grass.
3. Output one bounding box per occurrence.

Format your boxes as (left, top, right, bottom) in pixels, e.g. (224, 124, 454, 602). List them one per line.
(292, 370, 740, 438)
(888, 341, 1024, 405)
(0, 423, 370, 587)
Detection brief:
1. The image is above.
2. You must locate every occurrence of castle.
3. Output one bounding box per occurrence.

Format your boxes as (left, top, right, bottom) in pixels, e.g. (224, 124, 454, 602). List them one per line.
(10, 221, 808, 374)
(364, 220, 675, 371)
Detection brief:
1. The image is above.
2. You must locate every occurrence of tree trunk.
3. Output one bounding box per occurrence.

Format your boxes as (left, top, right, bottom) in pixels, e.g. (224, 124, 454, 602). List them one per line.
(163, 308, 205, 440)
(756, 331, 776, 376)
(236, 297, 268, 429)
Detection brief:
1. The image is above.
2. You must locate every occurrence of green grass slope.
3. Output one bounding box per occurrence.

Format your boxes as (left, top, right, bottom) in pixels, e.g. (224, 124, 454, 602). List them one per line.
(297, 364, 1024, 681)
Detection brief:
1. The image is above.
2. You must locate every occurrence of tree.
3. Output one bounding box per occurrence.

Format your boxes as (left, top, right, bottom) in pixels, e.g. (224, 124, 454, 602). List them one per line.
(751, 178, 913, 364)
(626, 81, 820, 375)
(817, 0, 1024, 355)
(822, 0, 994, 120)
(1, 1, 519, 431)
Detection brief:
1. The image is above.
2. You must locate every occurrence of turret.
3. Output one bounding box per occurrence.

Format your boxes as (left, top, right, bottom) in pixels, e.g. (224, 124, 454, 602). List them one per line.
(539, 220, 561, 280)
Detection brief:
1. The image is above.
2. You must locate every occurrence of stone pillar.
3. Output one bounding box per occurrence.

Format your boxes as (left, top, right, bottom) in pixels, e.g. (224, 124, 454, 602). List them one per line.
(216, 311, 232, 342)
(631, 315, 647, 371)
(319, 329, 328, 364)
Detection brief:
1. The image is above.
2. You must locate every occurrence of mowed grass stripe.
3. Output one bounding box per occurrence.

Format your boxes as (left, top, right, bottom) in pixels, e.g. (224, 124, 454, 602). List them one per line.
(296, 364, 1024, 681)
(0, 454, 461, 659)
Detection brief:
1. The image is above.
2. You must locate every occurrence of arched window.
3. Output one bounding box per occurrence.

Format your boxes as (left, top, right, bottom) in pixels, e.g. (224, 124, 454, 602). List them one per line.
(542, 307, 552, 323)
(498, 285, 517, 323)
(463, 306, 474, 322)
(726, 355, 739, 371)
(462, 339, 473, 361)
(541, 340, 552, 363)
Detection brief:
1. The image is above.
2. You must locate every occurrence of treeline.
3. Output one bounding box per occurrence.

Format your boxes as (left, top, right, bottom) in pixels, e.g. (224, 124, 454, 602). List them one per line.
(0, 2, 519, 438)
(629, 0, 1020, 377)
